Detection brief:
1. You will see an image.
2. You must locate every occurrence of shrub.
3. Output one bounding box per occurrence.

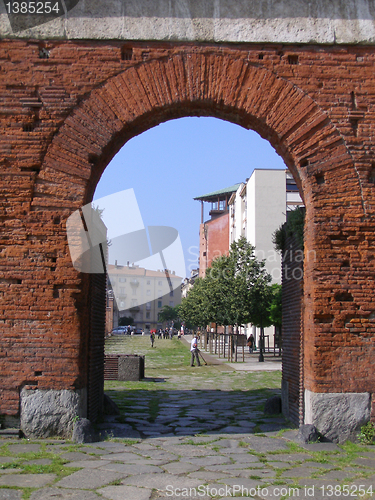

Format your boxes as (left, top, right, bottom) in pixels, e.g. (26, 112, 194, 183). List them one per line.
(359, 421, 375, 444)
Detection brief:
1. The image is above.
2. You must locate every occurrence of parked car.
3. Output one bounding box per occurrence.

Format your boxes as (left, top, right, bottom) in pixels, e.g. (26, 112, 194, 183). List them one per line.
(111, 328, 125, 335)
(133, 328, 143, 335)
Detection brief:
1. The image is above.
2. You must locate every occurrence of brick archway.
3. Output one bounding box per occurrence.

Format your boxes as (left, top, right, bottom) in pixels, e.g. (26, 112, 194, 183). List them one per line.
(1, 44, 374, 440)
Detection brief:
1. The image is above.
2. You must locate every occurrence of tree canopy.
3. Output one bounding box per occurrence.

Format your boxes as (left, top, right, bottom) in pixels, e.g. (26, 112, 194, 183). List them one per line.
(269, 283, 282, 328)
(118, 316, 134, 326)
(179, 237, 279, 330)
(158, 304, 180, 324)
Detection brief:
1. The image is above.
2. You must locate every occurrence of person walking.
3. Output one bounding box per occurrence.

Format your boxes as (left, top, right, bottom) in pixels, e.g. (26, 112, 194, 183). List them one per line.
(247, 334, 255, 354)
(150, 331, 155, 348)
(190, 335, 201, 367)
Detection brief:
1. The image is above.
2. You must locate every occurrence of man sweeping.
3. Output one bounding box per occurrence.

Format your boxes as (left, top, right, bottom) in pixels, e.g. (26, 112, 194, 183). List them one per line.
(190, 334, 201, 367)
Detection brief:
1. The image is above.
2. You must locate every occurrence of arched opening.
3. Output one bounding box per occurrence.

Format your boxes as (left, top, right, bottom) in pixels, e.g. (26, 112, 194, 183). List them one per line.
(94, 116, 293, 436)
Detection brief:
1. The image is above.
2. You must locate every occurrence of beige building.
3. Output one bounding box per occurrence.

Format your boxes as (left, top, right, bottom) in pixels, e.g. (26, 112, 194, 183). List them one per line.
(108, 263, 182, 331)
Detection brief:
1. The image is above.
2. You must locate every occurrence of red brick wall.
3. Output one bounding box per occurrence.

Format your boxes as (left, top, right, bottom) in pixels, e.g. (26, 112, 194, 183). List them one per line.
(199, 213, 230, 278)
(1, 41, 375, 417)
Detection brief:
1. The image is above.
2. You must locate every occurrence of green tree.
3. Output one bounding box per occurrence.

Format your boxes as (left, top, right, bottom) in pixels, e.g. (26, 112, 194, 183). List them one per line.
(118, 316, 134, 326)
(229, 237, 273, 329)
(158, 304, 180, 324)
(179, 278, 211, 329)
(205, 253, 236, 328)
(179, 237, 274, 335)
(269, 283, 282, 328)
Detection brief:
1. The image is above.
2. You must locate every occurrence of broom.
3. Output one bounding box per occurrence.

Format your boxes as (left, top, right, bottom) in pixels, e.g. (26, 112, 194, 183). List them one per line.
(197, 349, 208, 365)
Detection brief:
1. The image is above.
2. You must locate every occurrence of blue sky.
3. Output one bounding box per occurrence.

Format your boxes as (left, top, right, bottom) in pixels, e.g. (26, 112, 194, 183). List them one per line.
(94, 117, 286, 278)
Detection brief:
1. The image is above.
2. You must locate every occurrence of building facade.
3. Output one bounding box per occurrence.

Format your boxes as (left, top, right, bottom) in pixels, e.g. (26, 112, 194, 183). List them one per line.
(107, 264, 182, 331)
(228, 168, 304, 345)
(229, 169, 304, 282)
(181, 268, 199, 299)
(194, 185, 240, 278)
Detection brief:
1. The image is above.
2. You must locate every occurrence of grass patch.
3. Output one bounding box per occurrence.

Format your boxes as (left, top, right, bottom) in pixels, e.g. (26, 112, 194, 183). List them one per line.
(0, 486, 36, 500)
(285, 441, 305, 453)
(105, 336, 282, 392)
(107, 479, 122, 486)
(148, 397, 160, 423)
(0, 452, 80, 480)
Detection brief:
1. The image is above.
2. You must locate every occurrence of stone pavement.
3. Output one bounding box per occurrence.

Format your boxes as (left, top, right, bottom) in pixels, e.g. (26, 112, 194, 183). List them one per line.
(1, 430, 375, 500)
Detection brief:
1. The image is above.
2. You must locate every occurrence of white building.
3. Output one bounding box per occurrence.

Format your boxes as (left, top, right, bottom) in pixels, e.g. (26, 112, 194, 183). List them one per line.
(228, 169, 303, 346)
(181, 268, 199, 299)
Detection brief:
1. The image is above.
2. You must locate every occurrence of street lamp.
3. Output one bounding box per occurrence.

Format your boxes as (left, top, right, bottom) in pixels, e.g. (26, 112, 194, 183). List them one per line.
(258, 317, 264, 362)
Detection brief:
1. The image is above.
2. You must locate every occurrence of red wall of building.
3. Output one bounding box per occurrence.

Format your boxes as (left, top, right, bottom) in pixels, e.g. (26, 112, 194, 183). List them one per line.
(199, 213, 230, 278)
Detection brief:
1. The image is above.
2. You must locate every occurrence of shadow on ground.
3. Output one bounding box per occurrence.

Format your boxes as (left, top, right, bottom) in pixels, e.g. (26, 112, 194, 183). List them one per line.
(99, 387, 291, 440)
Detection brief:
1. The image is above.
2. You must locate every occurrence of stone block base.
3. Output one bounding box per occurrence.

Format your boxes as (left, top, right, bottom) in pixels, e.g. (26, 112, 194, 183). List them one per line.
(104, 354, 145, 381)
(304, 390, 371, 443)
(118, 355, 145, 381)
(20, 388, 87, 439)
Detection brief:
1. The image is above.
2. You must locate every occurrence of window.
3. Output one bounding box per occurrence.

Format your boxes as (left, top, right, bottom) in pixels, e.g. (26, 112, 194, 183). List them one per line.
(169, 301, 174, 307)
(158, 281, 163, 286)
(147, 280, 151, 285)
(119, 277, 126, 283)
(132, 288, 137, 295)
(146, 302, 151, 310)
(120, 287, 126, 294)
(146, 312, 150, 319)
(169, 290, 174, 297)
(158, 300, 162, 308)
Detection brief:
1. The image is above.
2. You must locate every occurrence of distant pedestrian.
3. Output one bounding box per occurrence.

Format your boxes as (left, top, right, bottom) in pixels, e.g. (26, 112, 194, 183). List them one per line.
(150, 332, 155, 348)
(247, 334, 254, 354)
(190, 335, 201, 367)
